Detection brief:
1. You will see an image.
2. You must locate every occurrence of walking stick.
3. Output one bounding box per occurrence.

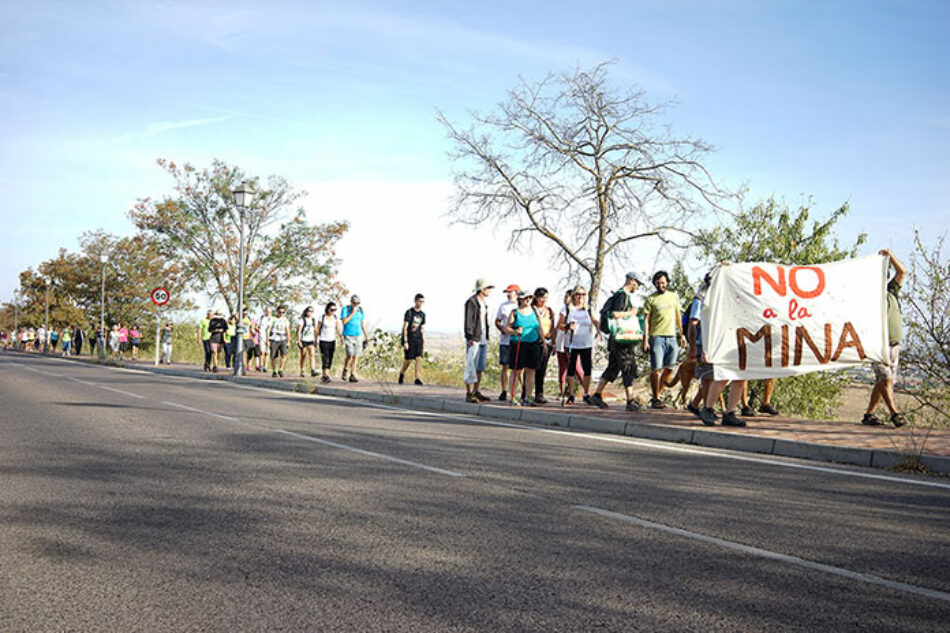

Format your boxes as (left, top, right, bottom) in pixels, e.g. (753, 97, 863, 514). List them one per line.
(509, 330, 522, 406)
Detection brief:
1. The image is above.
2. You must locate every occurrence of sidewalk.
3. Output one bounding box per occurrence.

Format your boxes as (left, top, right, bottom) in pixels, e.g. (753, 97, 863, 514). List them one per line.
(66, 354, 950, 475)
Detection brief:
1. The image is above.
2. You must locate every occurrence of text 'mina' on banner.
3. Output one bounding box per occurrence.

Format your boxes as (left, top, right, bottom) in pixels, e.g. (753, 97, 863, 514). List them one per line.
(703, 255, 890, 381)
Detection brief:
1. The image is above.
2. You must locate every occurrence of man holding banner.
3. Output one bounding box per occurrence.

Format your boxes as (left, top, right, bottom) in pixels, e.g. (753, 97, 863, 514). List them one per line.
(863, 249, 907, 427)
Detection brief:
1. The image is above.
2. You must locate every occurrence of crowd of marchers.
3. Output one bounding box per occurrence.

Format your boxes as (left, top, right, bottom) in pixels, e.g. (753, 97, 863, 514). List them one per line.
(2, 249, 906, 429)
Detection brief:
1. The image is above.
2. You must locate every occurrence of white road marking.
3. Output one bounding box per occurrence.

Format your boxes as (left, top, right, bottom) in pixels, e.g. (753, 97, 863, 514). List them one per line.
(276, 429, 464, 478)
(161, 400, 238, 422)
(21, 356, 950, 491)
(21, 366, 62, 377)
(574, 505, 950, 603)
(96, 384, 146, 399)
(336, 400, 950, 491)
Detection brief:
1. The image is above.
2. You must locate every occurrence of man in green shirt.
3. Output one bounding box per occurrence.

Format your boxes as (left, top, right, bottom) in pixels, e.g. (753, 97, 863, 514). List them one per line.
(199, 310, 212, 371)
(864, 249, 907, 427)
(642, 270, 685, 409)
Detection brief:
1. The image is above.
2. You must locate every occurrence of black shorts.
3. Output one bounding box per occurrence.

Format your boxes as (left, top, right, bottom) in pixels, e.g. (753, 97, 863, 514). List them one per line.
(601, 341, 638, 387)
(567, 348, 592, 378)
(514, 340, 541, 370)
(404, 338, 424, 360)
(209, 332, 224, 345)
(120, 342, 129, 352)
(131, 339, 141, 348)
(247, 345, 260, 358)
(270, 340, 288, 358)
(300, 340, 315, 348)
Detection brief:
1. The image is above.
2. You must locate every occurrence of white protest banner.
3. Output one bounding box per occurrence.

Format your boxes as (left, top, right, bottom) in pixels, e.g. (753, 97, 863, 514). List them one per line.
(703, 255, 890, 381)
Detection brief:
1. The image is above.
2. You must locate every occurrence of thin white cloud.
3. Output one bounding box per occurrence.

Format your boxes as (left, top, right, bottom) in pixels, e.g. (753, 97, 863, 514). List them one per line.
(114, 114, 238, 142)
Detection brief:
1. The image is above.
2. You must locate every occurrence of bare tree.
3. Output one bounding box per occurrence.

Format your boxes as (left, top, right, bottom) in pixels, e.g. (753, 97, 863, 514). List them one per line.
(437, 62, 734, 307)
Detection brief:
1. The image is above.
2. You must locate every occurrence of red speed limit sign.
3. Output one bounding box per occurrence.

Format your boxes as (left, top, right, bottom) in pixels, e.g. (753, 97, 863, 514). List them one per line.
(150, 287, 170, 306)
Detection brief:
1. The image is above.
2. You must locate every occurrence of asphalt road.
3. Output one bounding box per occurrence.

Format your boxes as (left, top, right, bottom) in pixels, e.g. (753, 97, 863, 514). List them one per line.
(1, 351, 948, 632)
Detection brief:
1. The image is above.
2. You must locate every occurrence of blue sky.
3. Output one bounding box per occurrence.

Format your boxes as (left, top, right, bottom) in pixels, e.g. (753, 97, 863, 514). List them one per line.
(2, 0, 947, 330)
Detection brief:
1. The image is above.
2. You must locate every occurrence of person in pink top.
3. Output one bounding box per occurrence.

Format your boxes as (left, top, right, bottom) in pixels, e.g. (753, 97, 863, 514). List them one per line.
(118, 324, 129, 361)
(129, 325, 142, 360)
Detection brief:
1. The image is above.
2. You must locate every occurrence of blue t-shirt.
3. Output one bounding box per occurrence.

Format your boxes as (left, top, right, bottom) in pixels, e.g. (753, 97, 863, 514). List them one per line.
(511, 308, 540, 343)
(687, 296, 703, 348)
(341, 305, 364, 337)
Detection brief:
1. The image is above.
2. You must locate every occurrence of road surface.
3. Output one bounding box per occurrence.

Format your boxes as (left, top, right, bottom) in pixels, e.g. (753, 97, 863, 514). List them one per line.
(1, 352, 948, 631)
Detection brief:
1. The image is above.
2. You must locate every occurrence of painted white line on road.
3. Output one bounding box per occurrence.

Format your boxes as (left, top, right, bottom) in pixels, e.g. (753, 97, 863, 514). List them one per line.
(96, 384, 146, 399)
(343, 401, 950, 491)
(20, 366, 62, 377)
(34, 358, 950, 492)
(575, 504, 950, 604)
(276, 429, 465, 478)
(161, 401, 239, 422)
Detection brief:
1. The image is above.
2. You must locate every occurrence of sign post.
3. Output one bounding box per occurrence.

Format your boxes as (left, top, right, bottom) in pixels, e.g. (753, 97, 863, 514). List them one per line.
(150, 287, 170, 366)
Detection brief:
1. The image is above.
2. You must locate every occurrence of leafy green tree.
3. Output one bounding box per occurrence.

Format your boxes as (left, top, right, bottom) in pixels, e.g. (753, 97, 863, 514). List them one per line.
(12, 232, 193, 339)
(694, 197, 868, 419)
(130, 159, 349, 314)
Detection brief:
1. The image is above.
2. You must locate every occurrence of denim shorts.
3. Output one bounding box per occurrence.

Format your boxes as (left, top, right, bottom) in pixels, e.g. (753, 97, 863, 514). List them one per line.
(499, 344, 511, 366)
(649, 335, 678, 370)
(464, 342, 488, 385)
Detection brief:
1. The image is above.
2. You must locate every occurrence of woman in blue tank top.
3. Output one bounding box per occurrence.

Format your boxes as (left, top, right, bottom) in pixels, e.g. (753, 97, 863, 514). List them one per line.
(505, 291, 542, 406)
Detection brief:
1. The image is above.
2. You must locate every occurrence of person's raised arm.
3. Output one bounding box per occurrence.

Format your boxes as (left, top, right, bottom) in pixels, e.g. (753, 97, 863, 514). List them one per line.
(880, 249, 906, 285)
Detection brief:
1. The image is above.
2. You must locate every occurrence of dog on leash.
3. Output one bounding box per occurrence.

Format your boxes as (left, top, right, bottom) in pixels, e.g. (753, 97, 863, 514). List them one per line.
(663, 358, 725, 409)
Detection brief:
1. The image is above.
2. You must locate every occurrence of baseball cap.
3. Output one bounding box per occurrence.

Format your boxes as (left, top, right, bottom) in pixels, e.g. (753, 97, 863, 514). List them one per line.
(351, 294, 360, 303)
(625, 271, 644, 285)
(504, 284, 521, 293)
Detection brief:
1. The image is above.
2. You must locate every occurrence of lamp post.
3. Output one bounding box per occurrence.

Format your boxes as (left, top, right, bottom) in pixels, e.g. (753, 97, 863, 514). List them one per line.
(13, 292, 19, 351)
(43, 276, 51, 354)
(98, 254, 108, 361)
(232, 181, 251, 376)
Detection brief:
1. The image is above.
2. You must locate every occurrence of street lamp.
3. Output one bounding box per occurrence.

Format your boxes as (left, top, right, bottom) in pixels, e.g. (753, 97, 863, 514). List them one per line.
(98, 253, 109, 361)
(232, 181, 251, 376)
(43, 276, 51, 353)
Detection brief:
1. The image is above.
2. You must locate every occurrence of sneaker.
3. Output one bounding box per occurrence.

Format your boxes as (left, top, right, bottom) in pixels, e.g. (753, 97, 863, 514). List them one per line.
(398, 373, 405, 385)
(299, 371, 305, 377)
(566, 395, 575, 405)
(721, 411, 747, 427)
(321, 375, 330, 384)
(535, 395, 548, 405)
(473, 391, 490, 402)
(466, 393, 479, 403)
(759, 404, 780, 416)
(498, 391, 507, 401)
(212, 366, 218, 373)
(311, 370, 318, 378)
(278, 371, 284, 378)
(861, 413, 883, 426)
(272, 371, 278, 378)
(626, 400, 641, 412)
(523, 398, 536, 407)
(414, 378, 424, 386)
(589, 393, 608, 409)
(510, 396, 520, 406)
(740, 405, 756, 417)
(349, 375, 358, 383)
(650, 398, 667, 410)
(687, 403, 702, 418)
(341, 371, 348, 381)
(890, 412, 906, 428)
(700, 407, 719, 426)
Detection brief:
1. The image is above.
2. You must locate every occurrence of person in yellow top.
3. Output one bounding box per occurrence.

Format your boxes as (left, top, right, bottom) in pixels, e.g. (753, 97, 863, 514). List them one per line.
(199, 310, 213, 371)
(642, 270, 684, 409)
(60, 328, 72, 357)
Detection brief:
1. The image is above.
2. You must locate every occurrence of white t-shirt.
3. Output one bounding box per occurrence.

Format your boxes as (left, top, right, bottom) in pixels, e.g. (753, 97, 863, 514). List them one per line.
(318, 315, 337, 342)
(565, 306, 594, 349)
(259, 314, 274, 338)
(555, 305, 569, 353)
(299, 316, 317, 342)
(478, 297, 489, 345)
(495, 301, 517, 345)
(269, 316, 290, 341)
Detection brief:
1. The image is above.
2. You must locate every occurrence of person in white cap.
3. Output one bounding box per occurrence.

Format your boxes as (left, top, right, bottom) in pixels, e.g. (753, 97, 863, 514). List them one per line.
(464, 278, 494, 403)
(590, 272, 644, 411)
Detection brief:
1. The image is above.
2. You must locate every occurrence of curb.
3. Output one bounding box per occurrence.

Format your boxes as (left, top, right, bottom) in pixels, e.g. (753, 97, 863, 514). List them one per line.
(53, 355, 950, 476)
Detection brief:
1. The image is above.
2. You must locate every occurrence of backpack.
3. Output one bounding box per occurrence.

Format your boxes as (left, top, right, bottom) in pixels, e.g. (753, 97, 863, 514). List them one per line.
(599, 290, 628, 334)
